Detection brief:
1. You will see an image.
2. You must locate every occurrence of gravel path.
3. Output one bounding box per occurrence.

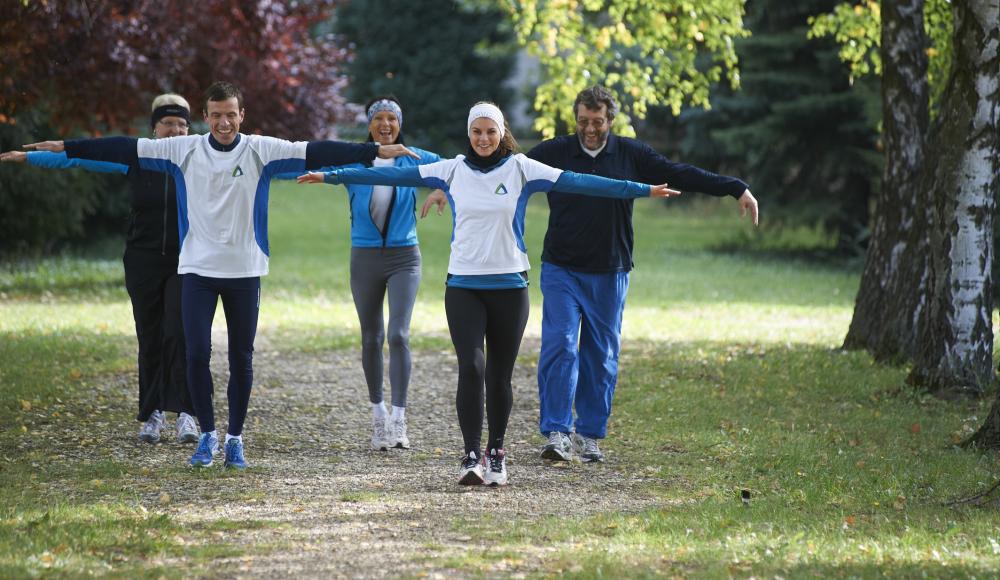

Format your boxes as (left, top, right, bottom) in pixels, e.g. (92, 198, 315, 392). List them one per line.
(29, 335, 670, 578)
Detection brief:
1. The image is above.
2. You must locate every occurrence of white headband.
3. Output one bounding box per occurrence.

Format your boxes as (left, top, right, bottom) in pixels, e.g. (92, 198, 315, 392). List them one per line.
(467, 103, 505, 139)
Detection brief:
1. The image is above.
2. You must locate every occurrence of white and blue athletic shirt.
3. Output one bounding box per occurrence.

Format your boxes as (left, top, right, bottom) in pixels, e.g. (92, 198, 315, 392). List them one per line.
(66, 135, 378, 278)
(325, 153, 651, 277)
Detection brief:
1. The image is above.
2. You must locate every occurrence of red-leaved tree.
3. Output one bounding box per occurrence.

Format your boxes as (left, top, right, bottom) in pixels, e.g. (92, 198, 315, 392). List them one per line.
(0, 0, 353, 140)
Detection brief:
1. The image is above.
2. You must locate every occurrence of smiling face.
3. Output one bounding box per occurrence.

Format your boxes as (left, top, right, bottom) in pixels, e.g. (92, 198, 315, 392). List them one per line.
(368, 110, 400, 145)
(203, 97, 244, 145)
(576, 103, 610, 151)
(468, 117, 501, 157)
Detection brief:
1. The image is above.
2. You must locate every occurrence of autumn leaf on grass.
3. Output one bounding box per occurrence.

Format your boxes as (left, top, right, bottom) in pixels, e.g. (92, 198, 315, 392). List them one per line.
(909, 423, 921, 434)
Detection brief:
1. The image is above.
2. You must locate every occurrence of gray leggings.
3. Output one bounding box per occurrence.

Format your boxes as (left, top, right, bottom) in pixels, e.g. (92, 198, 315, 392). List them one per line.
(350, 246, 421, 407)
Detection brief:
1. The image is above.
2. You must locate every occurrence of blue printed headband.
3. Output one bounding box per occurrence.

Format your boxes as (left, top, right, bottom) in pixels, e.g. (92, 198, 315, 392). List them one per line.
(366, 99, 403, 128)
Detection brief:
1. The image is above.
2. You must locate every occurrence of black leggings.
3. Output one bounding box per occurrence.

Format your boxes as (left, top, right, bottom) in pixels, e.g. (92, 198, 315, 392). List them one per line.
(445, 286, 529, 455)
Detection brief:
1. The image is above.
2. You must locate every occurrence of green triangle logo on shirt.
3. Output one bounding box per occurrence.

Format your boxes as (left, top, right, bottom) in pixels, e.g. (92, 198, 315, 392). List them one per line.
(232, 165, 244, 177)
(494, 183, 508, 196)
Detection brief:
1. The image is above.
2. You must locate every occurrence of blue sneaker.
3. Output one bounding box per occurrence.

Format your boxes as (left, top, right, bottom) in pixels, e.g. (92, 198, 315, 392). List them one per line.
(189, 432, 219, 467)
(223, 438, 248, 470)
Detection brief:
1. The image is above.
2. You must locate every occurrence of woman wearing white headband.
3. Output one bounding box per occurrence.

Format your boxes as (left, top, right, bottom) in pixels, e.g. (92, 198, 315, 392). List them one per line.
(299, 101, 679, 486)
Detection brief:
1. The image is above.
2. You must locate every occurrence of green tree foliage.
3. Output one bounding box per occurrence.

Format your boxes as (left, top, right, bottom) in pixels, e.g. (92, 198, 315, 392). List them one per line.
(498, 0, 748, 138)
(0, 118, 126, 256)
(809, 0, 953, 108)
(334, 1, 515, 154)
(646, 0, 882, 255)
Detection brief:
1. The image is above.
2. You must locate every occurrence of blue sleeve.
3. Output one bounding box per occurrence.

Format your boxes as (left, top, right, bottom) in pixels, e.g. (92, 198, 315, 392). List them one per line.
(27, 151, 129, 175)
(552, 171, 649, 199)
(64, 136, 139, 167)
(305, 141, 379, 170)
(417, 148, 442, 165)
(273, 161, 364, 181)
(324, 166, 426, 187)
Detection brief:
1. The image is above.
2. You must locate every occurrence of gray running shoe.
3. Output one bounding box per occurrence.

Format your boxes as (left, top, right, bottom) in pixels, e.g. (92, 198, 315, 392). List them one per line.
(540, 431, 572, 461)
(175, 412, 199, 444)
(390, 416, 410, 449)
(573, 433, 605, 463)
(138, 410, 165, 444)
(371, 416, 390, 451)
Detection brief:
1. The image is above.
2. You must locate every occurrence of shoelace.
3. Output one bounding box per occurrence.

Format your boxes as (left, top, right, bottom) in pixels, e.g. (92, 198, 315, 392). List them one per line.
(462, 453, 479, 469)
(488, 453, 504, 472)
(196, 435, 214, 455)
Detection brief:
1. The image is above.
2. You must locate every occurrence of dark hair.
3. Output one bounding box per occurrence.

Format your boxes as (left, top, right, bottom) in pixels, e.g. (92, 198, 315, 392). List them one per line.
(364, 95, 404, 145)
(497, 120, 519, 157)
(573, 85, 618, 122)
(203, 81, 244, 111)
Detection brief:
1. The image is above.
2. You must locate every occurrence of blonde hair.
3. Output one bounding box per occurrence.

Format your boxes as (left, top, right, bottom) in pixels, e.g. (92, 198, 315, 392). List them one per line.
(150, 93, 190, 112)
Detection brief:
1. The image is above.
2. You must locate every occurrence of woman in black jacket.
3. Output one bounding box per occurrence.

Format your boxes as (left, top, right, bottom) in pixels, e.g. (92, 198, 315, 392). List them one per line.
(2, 93, 198, 444)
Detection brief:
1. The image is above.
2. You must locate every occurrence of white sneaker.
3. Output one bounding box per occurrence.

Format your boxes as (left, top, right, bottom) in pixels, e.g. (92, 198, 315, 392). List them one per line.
(484, 448, 508, 486)
(371, 416, 390, 451)
(540, 431, 572, 461)
(138, 410, 165, 444)
(458, 450, 485, 485)
(390, 416, 410, 449)
(176, 412, 199, 444)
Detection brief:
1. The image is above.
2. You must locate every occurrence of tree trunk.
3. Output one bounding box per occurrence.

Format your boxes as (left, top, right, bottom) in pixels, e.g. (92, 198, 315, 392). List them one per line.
(908, 0, 999, 397)
(843, 0, 929, 363)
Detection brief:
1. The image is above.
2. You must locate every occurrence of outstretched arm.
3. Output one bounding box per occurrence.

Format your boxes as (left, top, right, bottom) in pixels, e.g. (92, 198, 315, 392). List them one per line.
(554, 171, 681, 199)
(298, 165, 426, 188)
(25, 151, 128, 174)
(304, 141, 419, 171)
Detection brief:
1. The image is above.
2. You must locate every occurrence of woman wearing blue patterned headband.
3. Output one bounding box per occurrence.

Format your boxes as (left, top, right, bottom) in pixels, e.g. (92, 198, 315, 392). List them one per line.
(284, 96, 442, 451)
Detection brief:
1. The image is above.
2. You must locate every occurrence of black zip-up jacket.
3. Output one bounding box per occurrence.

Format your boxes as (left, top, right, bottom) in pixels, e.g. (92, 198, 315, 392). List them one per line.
(125, 166, 180, 256)
(527, 134, 750, 273)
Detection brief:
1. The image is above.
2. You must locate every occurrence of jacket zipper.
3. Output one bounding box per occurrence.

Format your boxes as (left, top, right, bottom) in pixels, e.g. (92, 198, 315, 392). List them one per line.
(380, 186, 397, 248)
(162, 174, 169, 256)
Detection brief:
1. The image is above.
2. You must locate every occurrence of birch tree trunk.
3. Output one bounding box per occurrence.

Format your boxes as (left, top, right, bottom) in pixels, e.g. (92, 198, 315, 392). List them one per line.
(843, 0, 929, 362)
(908, 0, 999, 396)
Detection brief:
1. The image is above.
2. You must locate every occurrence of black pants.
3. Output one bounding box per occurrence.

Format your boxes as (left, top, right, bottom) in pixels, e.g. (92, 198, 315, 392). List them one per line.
(445, 286, 529, 455)
(123, 247, 192, 421)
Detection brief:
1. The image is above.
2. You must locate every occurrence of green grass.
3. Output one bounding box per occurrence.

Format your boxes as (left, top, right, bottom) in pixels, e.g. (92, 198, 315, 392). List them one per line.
(2, 182, 999, 576)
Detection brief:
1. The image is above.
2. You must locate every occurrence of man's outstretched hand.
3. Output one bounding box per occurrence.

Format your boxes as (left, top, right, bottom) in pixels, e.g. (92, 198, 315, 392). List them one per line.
(22, 141, 65, 153)
(739, 189, 759, 226)
(377, 144, 420, 160)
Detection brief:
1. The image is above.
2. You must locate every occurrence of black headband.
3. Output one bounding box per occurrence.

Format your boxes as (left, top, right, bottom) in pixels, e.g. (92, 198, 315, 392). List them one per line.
(151, 105, 191, 128)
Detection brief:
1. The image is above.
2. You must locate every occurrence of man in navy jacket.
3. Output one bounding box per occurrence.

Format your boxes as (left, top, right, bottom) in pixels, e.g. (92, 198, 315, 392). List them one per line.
(527, 85, 758, 462)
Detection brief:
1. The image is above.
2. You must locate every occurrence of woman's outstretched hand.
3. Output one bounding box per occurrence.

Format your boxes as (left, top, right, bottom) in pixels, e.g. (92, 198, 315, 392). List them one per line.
(0, 150, 27, 163)
(421, 189, 447, 218)
(650, 184, 682, 198)
(297, 172, 326, 184)
(22, 141, 65, 152)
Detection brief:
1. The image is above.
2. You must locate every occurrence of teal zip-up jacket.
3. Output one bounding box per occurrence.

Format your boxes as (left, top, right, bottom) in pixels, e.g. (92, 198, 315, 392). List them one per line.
(277, 146, 440, 247)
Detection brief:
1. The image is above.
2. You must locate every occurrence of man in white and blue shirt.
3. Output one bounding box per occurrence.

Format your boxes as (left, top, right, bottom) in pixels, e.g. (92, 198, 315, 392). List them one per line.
(29, 82, 418, 470)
